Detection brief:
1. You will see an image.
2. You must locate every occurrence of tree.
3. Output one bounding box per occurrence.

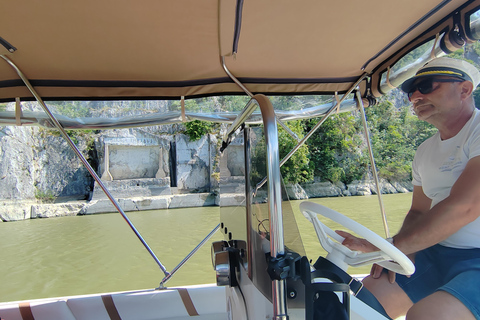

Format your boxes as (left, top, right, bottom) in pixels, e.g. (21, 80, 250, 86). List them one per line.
(278, 120, 313, 184)
(305, 113, 367, 183)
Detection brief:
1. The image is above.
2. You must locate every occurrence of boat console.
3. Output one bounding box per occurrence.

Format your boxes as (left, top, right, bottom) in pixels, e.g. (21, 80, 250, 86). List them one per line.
(213, 98, 414, 319)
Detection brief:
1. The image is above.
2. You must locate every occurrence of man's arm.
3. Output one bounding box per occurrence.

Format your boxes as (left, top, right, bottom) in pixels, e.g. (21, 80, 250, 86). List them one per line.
(337, 185, 431, 253)
(394, 156, 480, 255)
(396, 185, 431, 237)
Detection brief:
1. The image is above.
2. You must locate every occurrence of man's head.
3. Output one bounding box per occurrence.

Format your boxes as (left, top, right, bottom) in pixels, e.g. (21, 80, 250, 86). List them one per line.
(401, 58, 480, 135)
(401, 57, 480, 98)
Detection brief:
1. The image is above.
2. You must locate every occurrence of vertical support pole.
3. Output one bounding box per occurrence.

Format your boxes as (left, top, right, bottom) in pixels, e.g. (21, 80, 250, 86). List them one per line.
(356, 89, 390, 238)
(254, 95, 288, 320)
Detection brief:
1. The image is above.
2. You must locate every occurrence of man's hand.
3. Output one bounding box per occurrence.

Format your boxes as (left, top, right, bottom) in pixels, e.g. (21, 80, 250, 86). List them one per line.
(335, 230, 407, 283)
(371, 263, 396, 283)
(335, 230, 379, 252)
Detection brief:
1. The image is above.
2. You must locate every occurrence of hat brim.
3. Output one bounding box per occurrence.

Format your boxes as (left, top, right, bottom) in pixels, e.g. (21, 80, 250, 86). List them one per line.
(401, 74, 469, 93)
(400, 67, 471, 93)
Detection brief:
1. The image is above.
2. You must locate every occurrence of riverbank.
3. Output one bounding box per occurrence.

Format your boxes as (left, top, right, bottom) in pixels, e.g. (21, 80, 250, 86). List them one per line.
(0, 192, 217, 221)
(0, 178, 413, 222)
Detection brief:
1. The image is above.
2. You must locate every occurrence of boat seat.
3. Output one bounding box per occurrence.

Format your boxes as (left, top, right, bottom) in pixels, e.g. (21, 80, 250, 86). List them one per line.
(0, 300, 76, 320)
(0, 285, 228, 320)
(67, 285, 228, 320)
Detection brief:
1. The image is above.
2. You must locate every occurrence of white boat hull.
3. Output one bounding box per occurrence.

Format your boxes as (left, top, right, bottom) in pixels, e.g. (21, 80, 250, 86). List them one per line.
(0, 284, 228, 320)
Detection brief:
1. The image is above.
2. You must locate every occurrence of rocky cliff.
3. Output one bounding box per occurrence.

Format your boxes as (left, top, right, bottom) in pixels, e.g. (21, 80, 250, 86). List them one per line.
(0, 124, 412, 222)
(0, 126, 93, 201)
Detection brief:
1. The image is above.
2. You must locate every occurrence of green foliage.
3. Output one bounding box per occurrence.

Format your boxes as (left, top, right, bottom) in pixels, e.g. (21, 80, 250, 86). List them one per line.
(363, 98, 436, 182)
(184, 120, 216, 141)
(305, 113, 367, 183)
(249, 121, 313, 185)
(302, 97, 435, 184)
(47, 129, 99, 151)
(278, 120, 313, 184)
(365, 100, 414, 181)
(217, 96, 251, 112)
(171, 96, 251, 113)
(35, 189, 56, 202)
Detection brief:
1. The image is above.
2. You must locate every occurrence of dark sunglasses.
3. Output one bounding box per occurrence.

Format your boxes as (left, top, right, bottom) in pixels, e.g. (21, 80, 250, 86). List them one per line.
(407, 77, 463, 99)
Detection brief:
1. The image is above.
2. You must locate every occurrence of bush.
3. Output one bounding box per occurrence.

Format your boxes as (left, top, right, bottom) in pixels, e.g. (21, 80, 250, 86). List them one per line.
(184, 120, 216, 141)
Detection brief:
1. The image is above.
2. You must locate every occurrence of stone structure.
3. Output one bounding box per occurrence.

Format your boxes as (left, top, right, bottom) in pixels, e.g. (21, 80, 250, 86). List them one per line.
(85, 130, 220, 214)
(92, 130, 172, 200)
(0, 125, 414, 221)
(284, 179, 414, 200)
(218, 135, 247, 206)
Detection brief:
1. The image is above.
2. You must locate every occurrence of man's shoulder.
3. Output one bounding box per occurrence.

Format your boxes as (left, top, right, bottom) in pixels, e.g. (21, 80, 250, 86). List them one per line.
(414, 134, 438, 161)
(466, 109, 480, 138)
(418, 133, 438, 148)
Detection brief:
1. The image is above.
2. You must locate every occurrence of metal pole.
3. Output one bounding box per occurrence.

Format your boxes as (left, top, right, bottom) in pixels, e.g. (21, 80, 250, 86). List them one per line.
(276, 115, 300, 142)
(1, 54, 170, 276)
(159, 223, 220, 288)
(355, 89, 390, 238)
(221, 56, 254, 98)
(223, 98, 257, 143)
(254, 94, 288, 320)
(254, 73, 369, 193)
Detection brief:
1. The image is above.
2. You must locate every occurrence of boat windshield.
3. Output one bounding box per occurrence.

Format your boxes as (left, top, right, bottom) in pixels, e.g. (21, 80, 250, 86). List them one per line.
(0, 94, 346, 129)
(248, 125, 306, 257)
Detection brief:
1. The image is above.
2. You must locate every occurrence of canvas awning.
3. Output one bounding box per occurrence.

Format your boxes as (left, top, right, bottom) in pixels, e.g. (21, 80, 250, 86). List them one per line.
(1, 0, 479, 102)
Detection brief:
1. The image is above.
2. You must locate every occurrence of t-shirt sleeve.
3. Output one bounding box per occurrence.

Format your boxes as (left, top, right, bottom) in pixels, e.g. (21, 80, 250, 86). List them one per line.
(468, 124, 480, 159)
(411, 151, 422, 186)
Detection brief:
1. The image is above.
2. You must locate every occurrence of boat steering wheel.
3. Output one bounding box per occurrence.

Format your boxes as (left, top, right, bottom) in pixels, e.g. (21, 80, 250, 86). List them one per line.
(299, 201, 415, 276)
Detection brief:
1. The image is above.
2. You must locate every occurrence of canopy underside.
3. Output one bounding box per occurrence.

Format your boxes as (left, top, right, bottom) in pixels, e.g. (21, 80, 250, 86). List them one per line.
(1, 0, 479, 102)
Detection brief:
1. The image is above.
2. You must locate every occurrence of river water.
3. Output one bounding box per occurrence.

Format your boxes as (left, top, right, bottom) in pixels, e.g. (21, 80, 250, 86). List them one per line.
(0, 193, 411, 303)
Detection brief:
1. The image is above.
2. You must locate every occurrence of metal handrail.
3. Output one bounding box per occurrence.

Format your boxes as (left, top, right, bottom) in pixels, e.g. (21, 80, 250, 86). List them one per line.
(222, 57, 288, 319)
(158, 223, 221, 288)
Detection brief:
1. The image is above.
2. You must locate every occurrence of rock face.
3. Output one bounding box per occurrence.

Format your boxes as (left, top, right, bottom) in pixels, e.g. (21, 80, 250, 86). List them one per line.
(0, 125, 414, 221)
(175, 134, 212, 192)
(0, 126, 37, 200)
(0, 127, 223, 220)
(0, 126, 93, 201)
(283, 179, 414, 200)
(301, 181, 346, 198)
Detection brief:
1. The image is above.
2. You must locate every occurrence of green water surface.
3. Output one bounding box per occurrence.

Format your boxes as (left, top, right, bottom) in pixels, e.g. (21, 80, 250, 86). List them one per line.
(0, 193, 411, 302)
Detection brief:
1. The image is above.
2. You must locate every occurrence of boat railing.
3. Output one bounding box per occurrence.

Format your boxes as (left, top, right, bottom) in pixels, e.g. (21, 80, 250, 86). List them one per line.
(158, 223, 221, 288)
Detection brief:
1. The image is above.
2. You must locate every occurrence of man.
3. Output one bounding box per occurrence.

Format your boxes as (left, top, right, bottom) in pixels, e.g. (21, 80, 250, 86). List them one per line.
(338, 57, 480, 319)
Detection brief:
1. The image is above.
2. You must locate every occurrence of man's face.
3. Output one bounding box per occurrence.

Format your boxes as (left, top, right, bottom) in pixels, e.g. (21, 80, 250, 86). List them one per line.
(407, 77, 465, 123)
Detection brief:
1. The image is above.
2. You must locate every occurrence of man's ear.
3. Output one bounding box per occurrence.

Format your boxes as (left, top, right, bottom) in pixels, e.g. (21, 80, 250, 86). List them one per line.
(460, 81, 474, 100)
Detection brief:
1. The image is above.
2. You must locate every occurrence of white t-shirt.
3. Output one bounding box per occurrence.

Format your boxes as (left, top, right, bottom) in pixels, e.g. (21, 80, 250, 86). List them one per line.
(412, 108, 480, 249)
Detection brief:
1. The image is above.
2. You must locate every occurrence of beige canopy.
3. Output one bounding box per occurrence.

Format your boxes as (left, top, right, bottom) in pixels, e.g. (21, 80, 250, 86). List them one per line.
(1, 0, 479, 102)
